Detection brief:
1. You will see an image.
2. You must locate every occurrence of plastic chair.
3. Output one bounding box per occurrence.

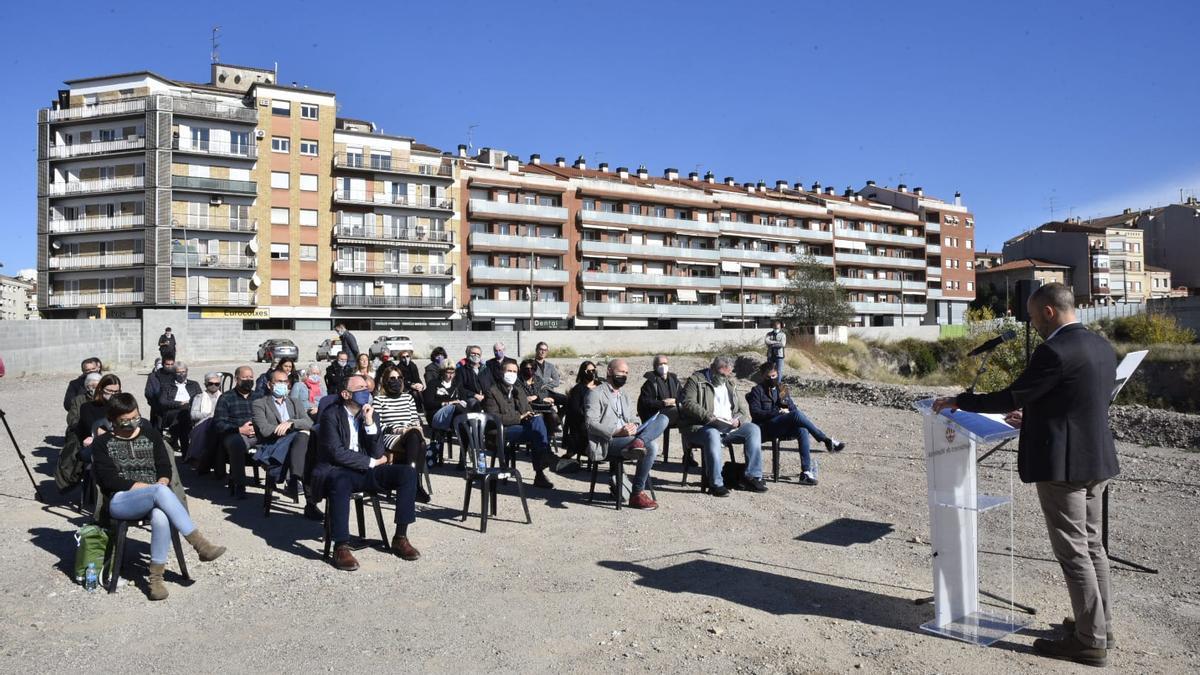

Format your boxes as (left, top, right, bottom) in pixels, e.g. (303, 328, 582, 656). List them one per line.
(454, 412, 531, 533)
(587, 449, 659, 510)
(321, 491, 389, 558)
(681, 433, 736, 493)
(103, 518, 190, 593)
(768, 436, 797, 482)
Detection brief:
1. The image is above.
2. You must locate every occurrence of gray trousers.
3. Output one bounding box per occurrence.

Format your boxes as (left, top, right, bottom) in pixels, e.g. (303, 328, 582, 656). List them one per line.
(1036, 479, 1112, 649)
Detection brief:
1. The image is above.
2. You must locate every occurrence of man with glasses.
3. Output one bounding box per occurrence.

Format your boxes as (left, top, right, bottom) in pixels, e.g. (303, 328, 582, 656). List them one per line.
(157, 361, 200, 455)
(452, 344, 491, 409)
(313, 375, 421, 571)
(253, 367, 320, 520)
(211, 365, 260, 497)
(63, 357, 102, 412)
(532, 341, 568, 408)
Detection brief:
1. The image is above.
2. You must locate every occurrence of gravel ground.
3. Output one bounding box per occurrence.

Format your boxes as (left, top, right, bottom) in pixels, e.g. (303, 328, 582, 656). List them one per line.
(0, 360, 1197, 673)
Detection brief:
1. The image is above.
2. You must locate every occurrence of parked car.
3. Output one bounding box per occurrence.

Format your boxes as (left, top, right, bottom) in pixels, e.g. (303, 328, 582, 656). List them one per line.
(256, 339, 299, 363)
(368, 335, 414, 359)
(316, 338, 343, 362)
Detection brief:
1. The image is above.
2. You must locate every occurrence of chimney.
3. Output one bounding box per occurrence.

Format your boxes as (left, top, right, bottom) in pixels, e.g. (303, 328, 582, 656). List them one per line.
(573, 155, 587, 170)
(724, 177, 736, 186)
(457, 144, 468, 158)
(745, 183, 756, 193)
(757, 181, 767, 191)
(617, 166, 629, 180)
(705, 171, 715, 183)
(555, 156, 567, 167)
(811, 181, 821, 192)
(665, 168, 679, 180)
(843, 187, 854, 197)
(954, 191, 962, 206)
(529, 153, 541, 165)
(598, 162, 610, 173)
(776, 180, 789, 191)
(505, 155, 519, 173)
(1122, 208, 1132, 215)
(636, 166, 649, 179)
(866, 179, 876, 187)
(688, 171, 699, 181)
(824, 187, 835, 196)
(794, 182, 805, 192)
(914, 186, 924, 197)
(897, 183, 908, 193)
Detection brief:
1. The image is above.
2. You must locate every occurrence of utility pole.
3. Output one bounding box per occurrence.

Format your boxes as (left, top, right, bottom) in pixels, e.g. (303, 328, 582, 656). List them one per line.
(529, 254, 535, 329)
(211, 26, 221, 64)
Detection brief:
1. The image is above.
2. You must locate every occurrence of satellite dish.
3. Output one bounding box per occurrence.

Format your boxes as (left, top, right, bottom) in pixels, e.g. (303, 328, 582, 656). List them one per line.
(250, 273, 261, 288)
(247, 238, 259, 254)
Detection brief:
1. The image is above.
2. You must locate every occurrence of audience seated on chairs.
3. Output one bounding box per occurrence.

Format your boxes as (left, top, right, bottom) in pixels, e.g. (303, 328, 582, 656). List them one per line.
(255, 358, 297, 398)
(351, 353, 374, 381)
(291, 363, 325, 419)
(746, 362, 845, 486)
(532, 341, 568, 408)
(424, 347, 448, 392)
(680, 355, 767, 497)
(75, 374, 123, 463)
(517, 358, 560, 433)
(483, 359, 556, 489)
(393, 350, 425, 397)
(253, 367, 321, 520)
(563, 361, 600, 460)
(313, 375, 421, 571)
(91, 393, 226, 600)
(425, 363, 464, 428)
(452, 344, 492, 408)
(637, 353, 692, 467)
(157, 361, 200, 455)
(56, 372, 102, 492)
(187, 373, 223, 464)
(325, 352, 353, 396)
(585, 358, 669, 510)
(210, 366, 260, 498)
(144, 356, 176, 428)
(373, 364, 431, 503)
(63, 357, 102, 412)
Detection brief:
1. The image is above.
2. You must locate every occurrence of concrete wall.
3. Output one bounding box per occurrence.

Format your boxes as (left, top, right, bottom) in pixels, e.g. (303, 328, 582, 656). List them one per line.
(849, 325, 942, 343)
(1149, 296, 1200, 335)
(0, 318, 142, 374)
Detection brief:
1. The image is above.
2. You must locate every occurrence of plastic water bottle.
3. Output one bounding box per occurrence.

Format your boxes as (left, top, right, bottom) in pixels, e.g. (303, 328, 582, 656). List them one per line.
(475, 450, 488, 474)
(84, 562, 98, 592)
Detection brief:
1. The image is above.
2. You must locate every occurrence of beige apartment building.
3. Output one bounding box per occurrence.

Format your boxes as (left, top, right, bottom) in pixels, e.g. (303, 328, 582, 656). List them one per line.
(0, 275, 38, 320)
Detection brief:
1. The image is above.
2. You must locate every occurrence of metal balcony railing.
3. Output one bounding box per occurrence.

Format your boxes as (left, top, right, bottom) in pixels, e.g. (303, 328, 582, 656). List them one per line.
(333, 153, 453, 178)
(46, 175, 144, 196)
(172, 175, 257, 194)
(46, 290, 144, 307)
(171, 97, 258, 123)
(48, 252, 144, 269)
(333, 189, 454, 210)
(48, 214, 144, 234)
(46, 98, 146, 122)
(333, 260, 454, 276)
(47, 137, 145, 159)
(170, 253, 257, 268)
(170, 291, 256, 306)
(333, 295, 454, 309)
(333, 223, 455, 245)
(172, 138, 257, 159)
(171, 217, 258, 233)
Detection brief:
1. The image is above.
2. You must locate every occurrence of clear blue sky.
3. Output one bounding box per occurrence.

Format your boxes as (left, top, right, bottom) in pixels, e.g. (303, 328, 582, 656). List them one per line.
(3, 0, 1198, 271)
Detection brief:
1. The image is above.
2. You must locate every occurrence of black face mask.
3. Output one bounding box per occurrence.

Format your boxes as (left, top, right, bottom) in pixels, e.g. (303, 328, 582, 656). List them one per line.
(237, 379, 254, 392)
(521, 369, 535, 380)
(384, 378, 404, 395)
(611, 375, 628, 388)
(592, 372, 603, 384)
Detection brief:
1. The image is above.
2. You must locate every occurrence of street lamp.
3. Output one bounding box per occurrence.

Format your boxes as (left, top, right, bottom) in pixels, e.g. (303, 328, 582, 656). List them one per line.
(172, 218, 189, 317)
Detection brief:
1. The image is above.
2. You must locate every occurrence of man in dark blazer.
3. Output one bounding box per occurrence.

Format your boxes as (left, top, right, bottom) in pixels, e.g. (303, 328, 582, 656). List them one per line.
(313, 374, 420, 571)
(452, 344, 491, 411)
(483, 359, 555, 489)
(334, 323, 360, 361)
(252, 367, 320, 520)
(158, 362, 201, 455)
(934, 283, 1119, 667)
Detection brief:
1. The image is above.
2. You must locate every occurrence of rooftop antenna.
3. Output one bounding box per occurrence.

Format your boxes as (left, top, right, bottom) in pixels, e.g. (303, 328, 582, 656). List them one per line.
(466, 123, 478, 152)
(211, 26, 221, 64)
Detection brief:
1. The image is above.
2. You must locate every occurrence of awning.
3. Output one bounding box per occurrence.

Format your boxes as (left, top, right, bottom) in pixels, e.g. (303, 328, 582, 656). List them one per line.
(677, 289, 698, 302)
(720, 261, 741, 273)
(836, 239, 868, 251)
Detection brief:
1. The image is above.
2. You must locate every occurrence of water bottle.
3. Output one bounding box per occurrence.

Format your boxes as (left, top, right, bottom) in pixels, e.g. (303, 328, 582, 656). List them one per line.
(475, 449, 488, 474)
(84, 562, 98, 592)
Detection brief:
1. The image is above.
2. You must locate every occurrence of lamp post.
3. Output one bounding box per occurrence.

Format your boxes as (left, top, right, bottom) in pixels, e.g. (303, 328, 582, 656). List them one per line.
(529, 254, 535, 329)
(172, 218, 189, 316)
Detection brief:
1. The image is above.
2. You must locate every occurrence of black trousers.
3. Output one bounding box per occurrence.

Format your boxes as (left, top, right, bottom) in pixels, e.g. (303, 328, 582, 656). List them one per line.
(160, 406, 193, 453)
(222, 432, 258, 487)
(386, 428, 427, 466)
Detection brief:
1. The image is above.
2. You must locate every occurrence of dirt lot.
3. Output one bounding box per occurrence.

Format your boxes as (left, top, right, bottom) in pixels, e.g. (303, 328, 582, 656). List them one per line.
(0, 359, 1196, 673)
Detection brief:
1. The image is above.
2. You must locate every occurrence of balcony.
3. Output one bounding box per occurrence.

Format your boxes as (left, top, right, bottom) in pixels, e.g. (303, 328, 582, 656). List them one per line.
(835, 227, 926, 247)
(927, 288, 943, 299)
(468, 199, 568, 222)
(47, 137, 145, 159)
(719, 247, 799, 264)
(470, 299, 570, 318)
(46, 290, 144, 307)
(720, 220, 835, 242)
(837, 277, 913, 290)
(849, 301, 928, 314)
(170, 291, 256, 306)
(834, 252, 927, 269)
(333, 153, 453, 180)
(332, 260, 454, 277)
(333, 189, 454, 212)
(48, 214, 144, 234)
(171, 97, 258, 124)
(581, 271, 722, 289)
(49, 252, 144, 270)
(469, 266, 570, 284)
(927, 265, 943, 278)
(172, 138, 257, 159)
(720, 302, 782, 317)
(46, 175, 144, 197)
(579, 301, 722, 319)
(468, 232, 569, 253)
(333, 223, 454, 247)
(171, 253, 257, 269)
(172, 217, 258, 234)
(925, 220, 941, 233)
(172, 175, 257, 195)
(333, 295, 454, 310)
(580, 208, 720, 235)
(721, 275, 791, 290)
(580, 240, 722, 262)
(926, 244, 942, 255)
(47, 98, 146, 123)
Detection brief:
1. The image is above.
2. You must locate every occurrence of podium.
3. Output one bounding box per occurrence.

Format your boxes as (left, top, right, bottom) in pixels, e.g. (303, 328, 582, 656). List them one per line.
(914, 398, 1031, 646)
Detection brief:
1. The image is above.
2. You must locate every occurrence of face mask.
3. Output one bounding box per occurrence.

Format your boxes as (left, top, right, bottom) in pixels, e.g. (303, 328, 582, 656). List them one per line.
(237, 379, 254, 392)
(272, 383, 290, 398)
(384, 378, 404, 395)
(337, 360, 349, 368)
(494, 351, 505, 360)
(85, 387, 97, 397)
(434, 355, 445, 365)
(102, 391, 117, 401)
(468, 354, 482, 365)
(308, 374, 320, 383)
(656, 364, 669, 377)
(441, 377, 454, 386)
(114, 417, 141, 431)
(502, 372, 518, 386)
(767, 374, 779, 384)
(611, 375, 628, 388)
(351, 390, 372, 407)
(521, 369, 534, 380)
(176, 373, 187, 383)
(206, 383, 220, 391)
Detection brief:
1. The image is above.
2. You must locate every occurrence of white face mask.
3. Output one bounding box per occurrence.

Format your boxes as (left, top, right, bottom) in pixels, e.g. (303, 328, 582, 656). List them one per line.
(502, 372, 518, 386)
(656, 364, 669, 377)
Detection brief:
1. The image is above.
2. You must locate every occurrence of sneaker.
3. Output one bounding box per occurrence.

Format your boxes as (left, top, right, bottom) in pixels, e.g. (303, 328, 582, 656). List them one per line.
(628, 491, 659, 510)
(798, 471, 819, 486)
(710, 485, 730, 497)
(824, 438, 846, 453)
(622, 438, 647, 460)
(1033, 634, 1106, 667)
(739, 476, 768, 493)
(1061, 618, 1116, 648)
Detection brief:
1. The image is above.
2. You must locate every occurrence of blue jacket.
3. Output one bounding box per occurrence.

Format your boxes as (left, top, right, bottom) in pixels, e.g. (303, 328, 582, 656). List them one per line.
(745, 382, 793, 424)
(310, 399, 383, 502)
(340, 331, 360, 360)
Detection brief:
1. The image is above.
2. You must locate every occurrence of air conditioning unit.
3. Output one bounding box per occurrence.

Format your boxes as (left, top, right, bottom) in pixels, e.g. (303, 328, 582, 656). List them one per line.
(254, 130, 265, 139)
(258, 98, 269, 107)
(413, 265, 425, 274)
(374, 280, 384, 288)
(209, 196, 223, 206)
(203, 255, 218, 266)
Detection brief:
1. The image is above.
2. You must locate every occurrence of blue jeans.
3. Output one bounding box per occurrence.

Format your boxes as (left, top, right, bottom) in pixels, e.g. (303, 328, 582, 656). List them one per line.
(108, 484, 196, 565)
(432, 403, 460, 431)
(605, 413, 669, 493)
(503, 415, 553, 472)
(688, 422, 763, 488)
(770, 356, 785, 379)
(758, 409, 826, 473)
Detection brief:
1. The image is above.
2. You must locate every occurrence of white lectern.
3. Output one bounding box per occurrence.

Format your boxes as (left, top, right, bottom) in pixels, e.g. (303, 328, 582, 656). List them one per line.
(914, 398, 1031, 646)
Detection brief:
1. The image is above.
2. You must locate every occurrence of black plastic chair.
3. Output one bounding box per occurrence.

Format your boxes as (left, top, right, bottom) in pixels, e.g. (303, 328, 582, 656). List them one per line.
(681, 433, 737, 493)
(586, 450, 659, 510)
(768, 436, 798, 482)
(321, 492, 389, 558)
(454, 412, 531, 533)
(102, 517, 190, 593)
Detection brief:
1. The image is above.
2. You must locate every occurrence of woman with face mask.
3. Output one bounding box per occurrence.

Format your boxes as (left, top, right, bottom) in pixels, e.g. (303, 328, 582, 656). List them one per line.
(291, 363, 325, 417)
(76, 374, 123, 454)
(56, 372, 105, 491)
(92, 393, 226, 600)
(67, 372, 103, 428)
(745, 362, 845, 486)
(518, 358, 560, 433)
(563, 361, 600, 461)
(372, 364, 430, 502)
(424, 347, 448, 391)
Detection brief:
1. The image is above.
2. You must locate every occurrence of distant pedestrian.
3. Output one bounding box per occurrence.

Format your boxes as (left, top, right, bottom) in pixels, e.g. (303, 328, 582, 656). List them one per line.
(335, 323, 360, 361)
(765, 320, 786, 378)
(158, 327, 177, 362)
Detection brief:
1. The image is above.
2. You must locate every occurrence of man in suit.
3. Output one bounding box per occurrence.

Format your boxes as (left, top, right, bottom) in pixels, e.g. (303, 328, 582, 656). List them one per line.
(252, 367, 321, 521)
(334, 323, 360, 362)
(158, 361, 201, 455)
(483, 359, 555, 489)
(63, 357, 102, 412)
(313, 374, 420, 571)
(934, 283, 1119, 668)
(586, 358, 669, 510)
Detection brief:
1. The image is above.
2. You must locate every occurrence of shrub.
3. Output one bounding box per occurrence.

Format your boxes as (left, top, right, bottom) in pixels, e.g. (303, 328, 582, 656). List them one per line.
(1112, 313, 1195, 345)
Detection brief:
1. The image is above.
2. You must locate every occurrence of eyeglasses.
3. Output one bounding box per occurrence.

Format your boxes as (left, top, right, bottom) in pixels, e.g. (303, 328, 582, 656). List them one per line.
(205, 382, 220, 387)
(102, 387, 120, 395)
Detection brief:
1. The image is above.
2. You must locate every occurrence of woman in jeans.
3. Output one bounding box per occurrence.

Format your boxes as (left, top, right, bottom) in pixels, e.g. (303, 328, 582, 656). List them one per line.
(745, 362, 845, 486)
(92, 393, 227, 600)
(373, 364, 430, 502)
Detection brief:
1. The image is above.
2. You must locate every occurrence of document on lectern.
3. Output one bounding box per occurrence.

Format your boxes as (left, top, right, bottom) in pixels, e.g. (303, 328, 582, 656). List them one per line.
(914, 399, 1016, 444)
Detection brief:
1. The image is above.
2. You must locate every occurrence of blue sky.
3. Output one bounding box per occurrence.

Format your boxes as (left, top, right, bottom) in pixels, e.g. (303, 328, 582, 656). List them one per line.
(2, 0, 1198, 271)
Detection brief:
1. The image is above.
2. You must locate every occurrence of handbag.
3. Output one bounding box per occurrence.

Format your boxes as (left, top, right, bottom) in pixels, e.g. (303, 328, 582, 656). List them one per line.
(73, 524, 109, 583)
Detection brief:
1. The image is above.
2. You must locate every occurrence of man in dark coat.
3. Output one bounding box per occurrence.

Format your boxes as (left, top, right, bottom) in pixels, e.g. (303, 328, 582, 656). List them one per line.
(334, 323, 359, 361)
(63, 357, 102, 411)
(483, 359, 555, 489)
(158, 327, 177, 361)
(637, 354, 688, 465)
(934, 283, 1119, 667)
(158, 362, 201, 455)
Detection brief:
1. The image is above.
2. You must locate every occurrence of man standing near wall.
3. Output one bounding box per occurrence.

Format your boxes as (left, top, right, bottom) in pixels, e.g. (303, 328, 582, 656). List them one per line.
(158, 327, 177, 362)
(765, 320, 787, 378)
(335, 323, 360, 362)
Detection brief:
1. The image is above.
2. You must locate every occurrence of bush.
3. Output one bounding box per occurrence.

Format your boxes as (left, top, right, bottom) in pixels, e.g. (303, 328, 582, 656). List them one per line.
(1111, 313, 1195, 345)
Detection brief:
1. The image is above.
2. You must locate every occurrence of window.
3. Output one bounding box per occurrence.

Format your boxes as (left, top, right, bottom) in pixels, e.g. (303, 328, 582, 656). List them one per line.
(271, 172, 289, 189)
(299, 139, 318, 156)
(965, 239, 973, 249)
(270, 208, 289, 225)
(300, 103, 318, 120)
(270, 244, 290, 260)
(271, 136, 290, 153)
(967, 282, 975, 291)
(299, 174, 318, 192)
(944, 236, 952, 247)
(299, 245, 317, 261)
(270, 279, 289, 296)
(271, 100, 291, 116)
(299, 209, 318, 227)
(298, 280, 318, 297)
(966, 261, 974, 270)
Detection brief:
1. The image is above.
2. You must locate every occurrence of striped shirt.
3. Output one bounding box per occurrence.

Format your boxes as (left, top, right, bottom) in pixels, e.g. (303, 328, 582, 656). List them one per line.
(372, 392, 421, 432)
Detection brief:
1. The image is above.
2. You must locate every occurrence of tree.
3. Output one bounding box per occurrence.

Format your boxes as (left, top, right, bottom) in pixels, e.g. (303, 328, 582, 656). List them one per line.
(776, 254, 854, 328)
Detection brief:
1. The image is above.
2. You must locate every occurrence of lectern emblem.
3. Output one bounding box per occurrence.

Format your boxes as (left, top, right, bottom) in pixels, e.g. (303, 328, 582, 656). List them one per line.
(944, 426, 956, 443)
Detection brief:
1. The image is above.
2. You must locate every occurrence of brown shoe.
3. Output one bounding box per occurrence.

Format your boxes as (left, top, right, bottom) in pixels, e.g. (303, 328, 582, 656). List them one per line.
(391, 535, 421, 561)
(146, 563, 169, 601)
(184, 529, 226, 562)
(332, 544, 360, 571)
(1033, 634, 1106, 667)
(628, 491, 658, 510)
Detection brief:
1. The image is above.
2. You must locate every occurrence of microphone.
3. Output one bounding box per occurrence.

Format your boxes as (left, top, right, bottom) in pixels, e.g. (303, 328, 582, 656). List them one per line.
(968, 329, 1017, 357)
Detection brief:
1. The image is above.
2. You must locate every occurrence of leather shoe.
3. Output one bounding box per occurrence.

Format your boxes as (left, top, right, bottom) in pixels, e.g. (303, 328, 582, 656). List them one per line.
(1061, 618, 1116, 648)
(740, 476, 768, 493)
(621, 439, 647, 460)
(1033, 634, 1106, 667)
(332, 544, 359, 571)
(391, 535, 421, 561)
(683, 454, 700, 468)
(416, 486, 432, 504)
(628, 491, 658, 510)
(303, 503, 324, 521)
(710, 485, 730, 497)
(533, 473, 555, 489)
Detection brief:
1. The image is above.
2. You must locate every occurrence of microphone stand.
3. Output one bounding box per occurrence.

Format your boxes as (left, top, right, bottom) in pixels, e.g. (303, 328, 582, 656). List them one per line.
(0, 408, 43, 502)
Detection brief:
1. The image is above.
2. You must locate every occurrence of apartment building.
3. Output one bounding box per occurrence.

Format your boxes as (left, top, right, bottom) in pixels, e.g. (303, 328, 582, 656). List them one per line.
(460, 152, 969, 329)
(1116, 200, 1200, 293)
(0, 275, 37, 320)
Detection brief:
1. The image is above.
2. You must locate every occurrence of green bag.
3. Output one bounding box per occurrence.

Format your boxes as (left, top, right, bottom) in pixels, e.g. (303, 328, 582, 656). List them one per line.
(73, 524, 109, 583)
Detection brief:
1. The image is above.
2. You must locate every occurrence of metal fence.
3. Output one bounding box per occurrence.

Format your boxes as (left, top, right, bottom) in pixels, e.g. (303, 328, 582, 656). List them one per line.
(1076, 303, 1146, 324)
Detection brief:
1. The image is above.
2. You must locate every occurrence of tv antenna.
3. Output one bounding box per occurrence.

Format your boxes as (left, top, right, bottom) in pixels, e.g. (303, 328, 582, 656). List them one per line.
(211, 26, 221, 64)
(466, 123, 478, 152)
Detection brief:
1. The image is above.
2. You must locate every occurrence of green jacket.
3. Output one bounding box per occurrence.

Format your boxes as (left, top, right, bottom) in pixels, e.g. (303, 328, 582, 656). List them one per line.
(679, 368, 750, 435)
